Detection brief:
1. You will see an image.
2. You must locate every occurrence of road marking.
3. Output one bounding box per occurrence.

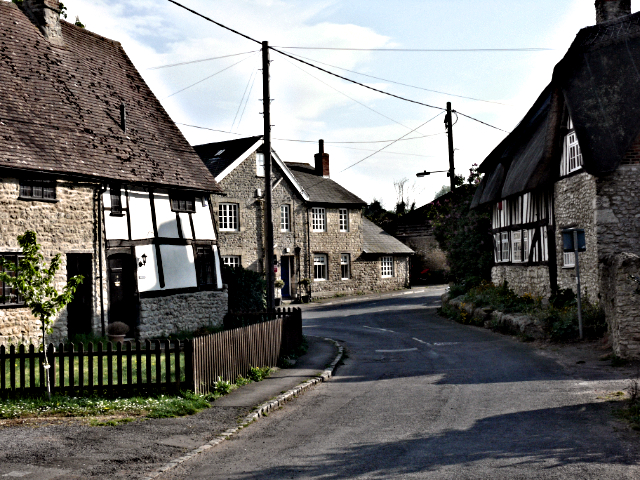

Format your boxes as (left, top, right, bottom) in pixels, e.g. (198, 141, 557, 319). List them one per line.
(2, 473, 32, 478)
(404, 291, 416, 295)
(375, 348, 418, 353)
(432, 342, 459, 346)
(302, 325, 320, 328)
(363, 326, 396, 334)
(412, 338, 428, 345)
(324, 302, 334, 305)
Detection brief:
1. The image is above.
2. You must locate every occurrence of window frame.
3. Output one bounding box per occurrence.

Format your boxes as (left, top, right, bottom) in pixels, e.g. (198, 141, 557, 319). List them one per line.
(222, 256, 241, 268)
(381, 256, 394, 278)
(313, 254, 328, 281)
(256, 153, 265, 177)
(219, 203, 240, 231)
(194, 244, 216, 290)
(170, 193, 196, 214)
(280, 204, 291, 232)
(312, 207, 326, 232)
(19, 179, 56, 202)
(339, 208, 349, 232)
(110, 186, 124, 216)
(563, 251, 575, 269)
(561, 118, 583, 176)
(340, 254, 350, 280)
(0, 253, 25, 307)
(511, 231, 522, 263)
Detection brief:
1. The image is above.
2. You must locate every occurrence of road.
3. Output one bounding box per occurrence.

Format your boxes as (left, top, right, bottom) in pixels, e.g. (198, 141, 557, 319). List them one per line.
(162, 287, 640, 479)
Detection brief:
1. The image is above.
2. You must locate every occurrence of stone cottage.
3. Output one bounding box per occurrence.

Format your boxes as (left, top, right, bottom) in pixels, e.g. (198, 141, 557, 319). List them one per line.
(194, 138, 413, 300)
(0, 0, 227, 345)
(471, 0, 640, 357)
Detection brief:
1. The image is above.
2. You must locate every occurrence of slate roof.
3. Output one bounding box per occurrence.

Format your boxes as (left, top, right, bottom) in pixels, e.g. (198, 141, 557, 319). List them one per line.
(285, 163, 366, 206)
(473, 10, 640, 207)
(0, 2, 221, 193)
(362, 218, 414, 255)
(193, 136, 262, 179)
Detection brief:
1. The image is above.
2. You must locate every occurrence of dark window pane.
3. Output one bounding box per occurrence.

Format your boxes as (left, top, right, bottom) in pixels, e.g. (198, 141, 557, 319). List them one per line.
(110, 187, 122, 214)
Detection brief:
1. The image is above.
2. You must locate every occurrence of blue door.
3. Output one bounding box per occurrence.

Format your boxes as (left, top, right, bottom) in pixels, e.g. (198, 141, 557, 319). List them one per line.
(281, 256, 292, 298)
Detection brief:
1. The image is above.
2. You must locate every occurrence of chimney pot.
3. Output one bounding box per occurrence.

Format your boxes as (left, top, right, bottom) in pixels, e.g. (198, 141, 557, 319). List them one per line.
(314, 139, 330, 178)
(595, 0, 631, 24)
(23, 0, 64, 46)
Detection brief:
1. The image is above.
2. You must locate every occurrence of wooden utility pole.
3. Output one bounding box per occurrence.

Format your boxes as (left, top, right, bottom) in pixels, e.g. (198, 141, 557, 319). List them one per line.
(446, 101, 455, 192)
(262, 41, 275, 310)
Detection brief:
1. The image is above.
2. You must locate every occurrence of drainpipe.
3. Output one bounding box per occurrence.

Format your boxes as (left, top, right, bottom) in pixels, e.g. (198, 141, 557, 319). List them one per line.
(98, 184, 107, 337)
(306, 207, 311, 298)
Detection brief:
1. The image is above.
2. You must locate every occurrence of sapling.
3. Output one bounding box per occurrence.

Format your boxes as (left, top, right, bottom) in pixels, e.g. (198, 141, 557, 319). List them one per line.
(0, 231, 83, 399)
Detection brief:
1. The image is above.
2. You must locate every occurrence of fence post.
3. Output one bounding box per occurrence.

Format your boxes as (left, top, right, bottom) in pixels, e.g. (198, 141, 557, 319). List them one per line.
(47, 344, 54, 395)
(58, 343, 65, 394)
(0, 345, 5, 393)
(184, 339, 194, 392)
(88, 342, 94, 395)
(107, 342, 113, 396)
(78, 343, 84, 396)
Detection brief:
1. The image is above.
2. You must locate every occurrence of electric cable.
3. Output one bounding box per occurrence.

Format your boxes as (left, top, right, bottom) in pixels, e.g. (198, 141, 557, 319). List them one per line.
(149, 50, 258, 70)
(273, 46, 552, 52)
(231, 67, 257, 131)
(236, 68, 259, 131)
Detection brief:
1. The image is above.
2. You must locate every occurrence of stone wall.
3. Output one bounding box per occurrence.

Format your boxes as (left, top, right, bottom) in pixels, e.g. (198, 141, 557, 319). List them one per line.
(491, 265, 551, 297)
(601, 253, 640, 359)
(554, 172, 599, 299)
(138, 289, 228, 339)
(0, 177, 105, 346)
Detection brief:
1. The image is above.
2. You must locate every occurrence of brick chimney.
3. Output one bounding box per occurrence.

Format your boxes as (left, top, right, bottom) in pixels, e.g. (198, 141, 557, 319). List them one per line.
(314, 139, 330, 178)
(595, 0, 631, 24)
(22, 0, 64, 46)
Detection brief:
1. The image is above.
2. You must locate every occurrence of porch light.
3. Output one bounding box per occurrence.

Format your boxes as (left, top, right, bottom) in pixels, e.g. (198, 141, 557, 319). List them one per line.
(139, 253, 147, 267)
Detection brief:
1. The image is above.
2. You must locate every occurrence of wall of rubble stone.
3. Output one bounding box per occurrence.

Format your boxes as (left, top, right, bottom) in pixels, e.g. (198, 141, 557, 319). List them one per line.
(601, 253, 640, 359)
(138, 289, 228, 339)
(0, 177, 105, 347)
(491, 265, 551, 298)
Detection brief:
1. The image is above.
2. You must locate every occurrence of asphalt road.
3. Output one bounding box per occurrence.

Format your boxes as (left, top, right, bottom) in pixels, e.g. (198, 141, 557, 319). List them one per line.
(162, 287, 640, 479)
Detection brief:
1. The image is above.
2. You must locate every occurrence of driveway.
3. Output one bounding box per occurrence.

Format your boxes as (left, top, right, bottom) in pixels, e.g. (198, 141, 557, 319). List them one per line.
(161, 287, 640, 479)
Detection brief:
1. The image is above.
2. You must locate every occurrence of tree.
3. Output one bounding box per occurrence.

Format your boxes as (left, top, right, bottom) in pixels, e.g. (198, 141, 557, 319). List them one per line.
(0, 231, 83, 398)
(433, 184, 450, 200)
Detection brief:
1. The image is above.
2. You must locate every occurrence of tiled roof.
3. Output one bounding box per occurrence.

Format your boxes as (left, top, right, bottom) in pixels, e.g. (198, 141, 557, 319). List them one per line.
(362, 218, 414, 255)
(194, 136, 263, 179)
(285, 163, 366, 206)
(0, 3, 222, 193)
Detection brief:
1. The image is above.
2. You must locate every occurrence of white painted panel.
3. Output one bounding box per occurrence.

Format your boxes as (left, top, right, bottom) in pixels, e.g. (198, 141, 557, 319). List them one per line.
(129, 190, 155, 240)
(104, 212, 129, 240)
(193, 199, 216, 240)
(160, 244, 198, 289)
(154, 191, 180, 238)
(179, 212, 193, 239)
(213, 245, 223, 288)
(102, 190, 112, 208)
(135, 244, 161, 292)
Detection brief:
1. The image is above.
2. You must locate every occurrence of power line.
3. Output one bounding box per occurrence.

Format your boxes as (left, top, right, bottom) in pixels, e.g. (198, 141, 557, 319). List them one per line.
(236, 68, 259, 132)
(456, 111, 506, 132)
(273, 46, 553, 52)
(231, 67, 257, 131)
(284, 50, 508, 106)
(341, 112, 444, 172)
(148, 50, 258, 70)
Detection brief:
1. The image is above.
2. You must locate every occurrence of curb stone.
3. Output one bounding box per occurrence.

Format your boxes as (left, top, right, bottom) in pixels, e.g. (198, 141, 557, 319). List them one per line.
(141, 337, 344, 480)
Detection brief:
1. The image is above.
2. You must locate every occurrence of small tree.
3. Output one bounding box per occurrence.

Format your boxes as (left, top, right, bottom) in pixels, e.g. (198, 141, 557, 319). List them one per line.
(0, 231, 83, 398)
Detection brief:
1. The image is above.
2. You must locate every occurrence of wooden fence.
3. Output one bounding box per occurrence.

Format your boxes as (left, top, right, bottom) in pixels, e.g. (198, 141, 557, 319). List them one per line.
(0, 307, 302, 397)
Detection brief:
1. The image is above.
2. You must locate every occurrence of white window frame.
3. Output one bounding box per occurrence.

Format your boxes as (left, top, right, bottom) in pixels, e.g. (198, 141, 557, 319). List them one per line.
(561, 118, 583, 176)
(256, 153, 265, 177)
(222, 255, 241, 268)
(280, 204, 290, 232)
(314, 254, 327, 281)
(339, 208, 349, 232)
(563, 252, 575, 268)
(381, 256, 394, 278)
(312, 207, 326, 232)
(523, 230, 529, 262)
(512, 231, 522, 263)
(219, 203, 239, 231)
(340, 254, 350, 280)
(501, 232, 510, 263)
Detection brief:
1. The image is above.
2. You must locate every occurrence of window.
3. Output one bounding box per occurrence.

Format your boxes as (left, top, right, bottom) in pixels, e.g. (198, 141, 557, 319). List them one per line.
(501, 232, 510, 263)
(219, 203, 239, 231)
(0, 253, 24, 306)
(523, 230, 529, 262)
(170, 194, 196, 213)
(339, 209, 349, 232)
(381, 256, 393, 278)
(280, 205, 290, 232)
(563, 252, 575, 268)
(312, 208, 326, 232)
(314, 254, 327, 281)
(340, 254, 350, 280)
(195, 245, 215, 288)
(19, 179, 55, 201)
(561, 118, 583, 176)
(110, 186, 123, 216)
(512, 231, 522, 263)
(256, 153, 265, 177)
(222, 256, 241, 268)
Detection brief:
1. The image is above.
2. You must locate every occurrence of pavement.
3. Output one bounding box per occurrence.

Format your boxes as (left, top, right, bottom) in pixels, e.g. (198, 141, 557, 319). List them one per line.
(0, 336, 342, 480)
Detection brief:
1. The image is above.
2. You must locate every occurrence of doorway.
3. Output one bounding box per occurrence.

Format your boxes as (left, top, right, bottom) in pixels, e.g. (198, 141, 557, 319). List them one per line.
(108, 253, 137, 334)
(66, 254, 93, 339)
(280, 256, 293, 298)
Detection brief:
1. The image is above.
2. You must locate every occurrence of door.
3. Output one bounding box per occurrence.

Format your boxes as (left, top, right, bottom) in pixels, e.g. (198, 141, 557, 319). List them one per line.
(66, 254, 93, 340)
(108, 254, 136, 334)
(281, 256, 292, 298)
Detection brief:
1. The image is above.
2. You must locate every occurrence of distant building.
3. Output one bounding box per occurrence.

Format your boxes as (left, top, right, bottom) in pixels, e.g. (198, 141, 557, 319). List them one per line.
(195, 138, 413, 300)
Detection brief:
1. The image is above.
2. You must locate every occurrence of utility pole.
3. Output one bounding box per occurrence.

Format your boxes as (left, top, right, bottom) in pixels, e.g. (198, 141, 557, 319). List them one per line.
(262, 41, 275, 311)
(445, 101, 455, 192)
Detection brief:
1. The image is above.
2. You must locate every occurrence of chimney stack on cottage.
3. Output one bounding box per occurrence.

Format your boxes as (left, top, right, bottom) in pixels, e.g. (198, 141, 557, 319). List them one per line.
(314, 139, 330, 178)
(22, 0, 64, 46)
(595, 0, 631, 24)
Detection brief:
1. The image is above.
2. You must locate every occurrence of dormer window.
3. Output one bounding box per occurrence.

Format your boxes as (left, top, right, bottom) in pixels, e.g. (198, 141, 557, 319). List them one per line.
(561, 117, 583, 176)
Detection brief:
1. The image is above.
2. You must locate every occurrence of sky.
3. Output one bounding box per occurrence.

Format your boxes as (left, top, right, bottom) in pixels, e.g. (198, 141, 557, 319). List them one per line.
(57, 0, 639, 210)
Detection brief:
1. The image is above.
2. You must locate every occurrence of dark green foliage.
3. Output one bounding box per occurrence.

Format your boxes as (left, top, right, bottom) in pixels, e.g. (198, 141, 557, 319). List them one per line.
(222, 264, 266, 312)
(11, 0, 23, 6)
(464, 281, 537, 314)
(68, 332, 108, 347)
(549, 288, 576, 309)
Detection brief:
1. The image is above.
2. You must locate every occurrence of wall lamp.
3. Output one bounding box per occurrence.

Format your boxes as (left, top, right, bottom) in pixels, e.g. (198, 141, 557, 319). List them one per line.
(416, 170, 449, 178)
(138, 253, 147, 267)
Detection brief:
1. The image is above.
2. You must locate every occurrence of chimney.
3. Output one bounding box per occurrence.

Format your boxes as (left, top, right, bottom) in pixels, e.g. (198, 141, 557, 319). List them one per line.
(22, 0, 64, 46)
(595, 0, 631, 24)
(314, 139, 330, 178)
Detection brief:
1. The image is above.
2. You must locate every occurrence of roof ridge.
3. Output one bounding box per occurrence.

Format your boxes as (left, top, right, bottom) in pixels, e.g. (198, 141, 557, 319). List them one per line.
(60, 19, 122, 46)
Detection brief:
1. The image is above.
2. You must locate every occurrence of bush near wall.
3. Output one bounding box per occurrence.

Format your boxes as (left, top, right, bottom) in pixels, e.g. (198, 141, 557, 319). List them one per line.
(222, 265, 266, 313)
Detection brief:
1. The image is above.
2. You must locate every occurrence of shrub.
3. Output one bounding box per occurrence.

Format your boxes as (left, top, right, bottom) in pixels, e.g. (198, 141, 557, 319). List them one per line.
(222, 265, 266, 312)
(106, 321, 130, 336)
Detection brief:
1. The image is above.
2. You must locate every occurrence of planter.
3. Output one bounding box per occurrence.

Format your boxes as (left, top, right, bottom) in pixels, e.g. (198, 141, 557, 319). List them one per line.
(108, 334, 126, 344)
(301, 295, 310, 304)
(275, 298, 282, 307)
